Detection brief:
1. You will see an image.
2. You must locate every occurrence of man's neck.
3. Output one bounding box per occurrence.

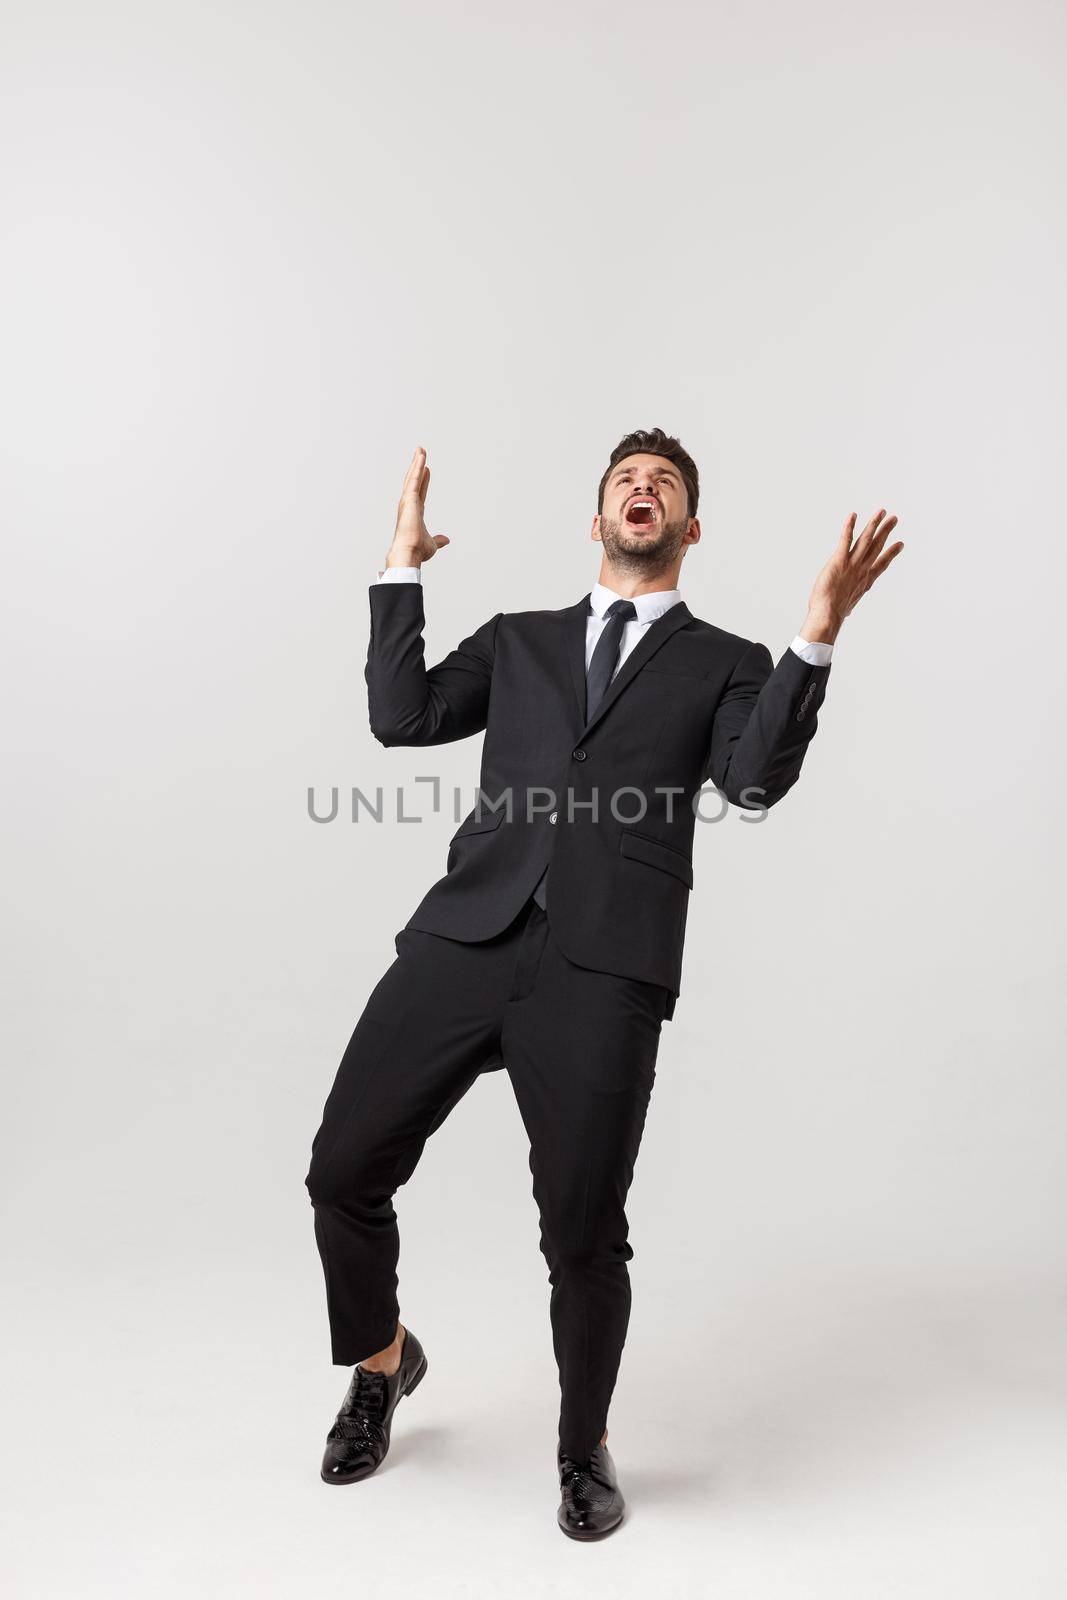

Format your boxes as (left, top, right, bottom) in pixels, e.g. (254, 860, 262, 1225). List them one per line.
(595, 568, 682, 600)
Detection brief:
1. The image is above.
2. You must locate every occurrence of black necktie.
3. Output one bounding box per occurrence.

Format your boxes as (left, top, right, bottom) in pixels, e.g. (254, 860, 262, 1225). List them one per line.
(532, 597, 637, 911)
(585, 598, 637, 721)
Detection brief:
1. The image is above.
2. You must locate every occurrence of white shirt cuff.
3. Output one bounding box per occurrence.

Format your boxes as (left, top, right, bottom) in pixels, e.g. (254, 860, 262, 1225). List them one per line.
(790, 634, 834, 667)
(375, 566, 422, 583)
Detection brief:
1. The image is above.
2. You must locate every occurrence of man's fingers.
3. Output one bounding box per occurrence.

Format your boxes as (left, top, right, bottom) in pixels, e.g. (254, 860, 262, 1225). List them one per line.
(867, 540, 904, 581)
(855, 508, 886, 551)
(839, 512, 857, 553)
(865, 517, 899, 563)
(402, 445, 426, 497)
(860, 514, 898, 564)
(419, 463, 431, 505)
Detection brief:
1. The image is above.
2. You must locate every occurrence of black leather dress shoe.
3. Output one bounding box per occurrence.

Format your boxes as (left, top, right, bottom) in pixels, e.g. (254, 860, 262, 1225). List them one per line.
(320, 1327, 428, 1484)
(557, 1441, 625, 1539)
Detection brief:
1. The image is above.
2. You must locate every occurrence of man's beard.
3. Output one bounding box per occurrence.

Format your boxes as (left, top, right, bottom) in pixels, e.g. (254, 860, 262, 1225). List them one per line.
(598, 513, 689, 579)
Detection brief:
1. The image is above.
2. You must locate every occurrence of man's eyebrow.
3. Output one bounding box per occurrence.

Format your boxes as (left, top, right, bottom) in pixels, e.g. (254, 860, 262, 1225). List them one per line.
(611, 465, 678, 478)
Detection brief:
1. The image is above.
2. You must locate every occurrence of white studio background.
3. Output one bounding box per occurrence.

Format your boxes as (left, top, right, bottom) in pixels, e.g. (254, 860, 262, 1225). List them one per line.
(1, 1, 1064, 1596)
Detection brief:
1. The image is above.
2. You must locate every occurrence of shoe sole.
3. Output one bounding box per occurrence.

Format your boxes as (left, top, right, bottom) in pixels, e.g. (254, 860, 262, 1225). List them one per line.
(558, 1511, 625, 1541)
(320, 1354, 428, 1485)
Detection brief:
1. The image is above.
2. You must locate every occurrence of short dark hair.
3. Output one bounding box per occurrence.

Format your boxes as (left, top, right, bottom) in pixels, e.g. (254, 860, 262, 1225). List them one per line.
(597, 427, 699, 519)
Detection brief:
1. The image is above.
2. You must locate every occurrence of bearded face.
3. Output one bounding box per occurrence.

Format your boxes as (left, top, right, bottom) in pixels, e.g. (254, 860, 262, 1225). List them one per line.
(595, 454, 696, 577)
(596, 508, 692, 577)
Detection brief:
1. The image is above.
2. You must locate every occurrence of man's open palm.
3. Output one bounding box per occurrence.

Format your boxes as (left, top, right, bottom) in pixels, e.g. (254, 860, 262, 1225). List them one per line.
(807, 508, 904, 630)
(387, 445, 450, 568)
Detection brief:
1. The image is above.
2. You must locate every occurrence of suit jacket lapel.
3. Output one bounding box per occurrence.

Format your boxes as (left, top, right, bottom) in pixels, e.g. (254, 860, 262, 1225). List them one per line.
(565, 595, 593, 726)
(564, 594, 695, 739)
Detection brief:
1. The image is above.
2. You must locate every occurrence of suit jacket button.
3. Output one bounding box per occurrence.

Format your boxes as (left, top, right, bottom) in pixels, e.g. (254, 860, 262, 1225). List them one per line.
(572, 748, 587, 761)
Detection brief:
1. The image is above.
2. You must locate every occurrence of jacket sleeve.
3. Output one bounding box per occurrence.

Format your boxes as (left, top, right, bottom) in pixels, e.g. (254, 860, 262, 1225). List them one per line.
(702, 641, 832, 809)
(365, 580, 503, 747)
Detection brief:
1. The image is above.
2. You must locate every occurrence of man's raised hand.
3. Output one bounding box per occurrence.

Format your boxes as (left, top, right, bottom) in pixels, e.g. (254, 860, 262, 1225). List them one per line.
(385, 445, 451, 569)
(800, 508, 905, 644)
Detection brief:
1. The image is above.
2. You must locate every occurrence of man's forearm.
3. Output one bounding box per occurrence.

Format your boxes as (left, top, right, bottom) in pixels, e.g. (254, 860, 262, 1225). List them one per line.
(706, 642, 832, 809)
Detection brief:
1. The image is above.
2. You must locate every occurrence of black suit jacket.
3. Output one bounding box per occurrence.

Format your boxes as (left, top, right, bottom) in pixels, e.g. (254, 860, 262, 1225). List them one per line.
(365, 582, 831, 1017)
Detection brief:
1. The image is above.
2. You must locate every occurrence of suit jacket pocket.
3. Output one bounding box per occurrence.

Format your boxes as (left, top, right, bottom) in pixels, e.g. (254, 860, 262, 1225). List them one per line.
(619, 829, 694, 888)
(450, 805, 507, 843)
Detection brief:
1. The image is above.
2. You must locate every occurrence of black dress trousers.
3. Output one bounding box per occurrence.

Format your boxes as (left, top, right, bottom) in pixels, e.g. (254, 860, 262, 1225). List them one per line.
(304, 891, 670, 1462)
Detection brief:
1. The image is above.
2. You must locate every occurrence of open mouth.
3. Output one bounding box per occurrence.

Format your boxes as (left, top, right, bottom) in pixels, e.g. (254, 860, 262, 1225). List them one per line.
(625, 499, 659, 527)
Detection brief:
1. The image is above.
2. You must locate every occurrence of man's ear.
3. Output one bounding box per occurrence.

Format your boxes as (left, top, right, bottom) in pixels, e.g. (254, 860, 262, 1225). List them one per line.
(591, 514, 603, 544)
(684, 517, 701, 548)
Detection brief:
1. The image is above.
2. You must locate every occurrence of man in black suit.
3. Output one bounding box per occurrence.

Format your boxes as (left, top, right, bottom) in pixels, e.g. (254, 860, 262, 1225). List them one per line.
(304, 427, 903, 1538)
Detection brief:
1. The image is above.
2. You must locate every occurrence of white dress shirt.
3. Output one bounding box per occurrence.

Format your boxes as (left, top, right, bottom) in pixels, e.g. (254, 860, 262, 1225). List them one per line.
(373, 566, 835, 670)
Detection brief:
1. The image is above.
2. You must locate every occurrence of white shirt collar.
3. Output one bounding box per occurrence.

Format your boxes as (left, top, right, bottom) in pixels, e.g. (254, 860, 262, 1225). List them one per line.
(590, 579, 683, 626)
